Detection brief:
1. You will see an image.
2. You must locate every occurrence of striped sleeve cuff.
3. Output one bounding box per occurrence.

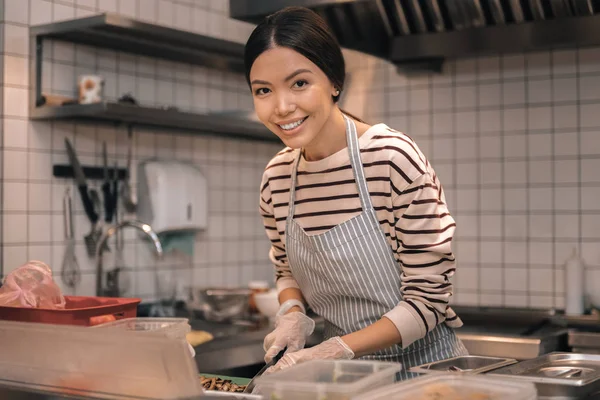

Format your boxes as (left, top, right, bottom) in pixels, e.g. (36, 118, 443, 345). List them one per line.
(383, 302, 427, 349)
(276, 276, 301, 294)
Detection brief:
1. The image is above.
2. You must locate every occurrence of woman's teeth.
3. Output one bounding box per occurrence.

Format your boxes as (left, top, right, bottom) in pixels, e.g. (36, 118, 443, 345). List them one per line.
(279, 117, 306, 130)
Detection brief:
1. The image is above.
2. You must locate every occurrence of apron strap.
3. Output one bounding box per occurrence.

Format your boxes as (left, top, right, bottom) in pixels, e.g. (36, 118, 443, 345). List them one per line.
(286, 114, 374, 223)
(344, 115, 374, 212)
(287, 150, 302, 222)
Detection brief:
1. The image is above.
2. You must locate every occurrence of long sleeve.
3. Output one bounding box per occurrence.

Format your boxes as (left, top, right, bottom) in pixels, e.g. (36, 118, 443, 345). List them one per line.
(259, 172, 300, 293)
(383, 172, 458, 349)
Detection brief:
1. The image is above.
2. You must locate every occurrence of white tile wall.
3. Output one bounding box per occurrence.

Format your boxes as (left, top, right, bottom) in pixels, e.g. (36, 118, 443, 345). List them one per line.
(352, 44, 600, 310)
(0, 0, 280, 301)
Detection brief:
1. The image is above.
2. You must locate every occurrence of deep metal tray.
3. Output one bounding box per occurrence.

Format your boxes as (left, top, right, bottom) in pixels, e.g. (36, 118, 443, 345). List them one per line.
(409, 355, 517, 374)
(489, 352, 600, 399)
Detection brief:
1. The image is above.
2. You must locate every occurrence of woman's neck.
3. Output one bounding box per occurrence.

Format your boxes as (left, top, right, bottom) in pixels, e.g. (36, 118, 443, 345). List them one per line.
(303, 108, 348, 161)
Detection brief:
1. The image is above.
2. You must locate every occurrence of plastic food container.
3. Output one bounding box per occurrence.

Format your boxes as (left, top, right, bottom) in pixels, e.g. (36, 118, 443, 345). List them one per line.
(255, 359, 402, 400)
(352, 373, 537, 400)
(92, 317, 195, 357)
(0, 319, 203, 399)
(203, 392, 262, 399)
(0, 295, 140, 326)
(91, 317, 190, 338)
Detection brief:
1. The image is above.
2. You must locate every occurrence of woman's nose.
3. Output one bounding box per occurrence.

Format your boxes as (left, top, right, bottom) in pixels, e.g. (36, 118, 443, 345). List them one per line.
(275, 93, 296, 116)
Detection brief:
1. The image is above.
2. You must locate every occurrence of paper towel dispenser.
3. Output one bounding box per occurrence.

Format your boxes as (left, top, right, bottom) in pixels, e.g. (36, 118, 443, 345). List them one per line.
(137, 160, 208, 234)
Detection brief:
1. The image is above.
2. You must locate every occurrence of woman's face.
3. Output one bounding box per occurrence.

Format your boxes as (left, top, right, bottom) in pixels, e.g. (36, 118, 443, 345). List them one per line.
(249, 46, 338, 149)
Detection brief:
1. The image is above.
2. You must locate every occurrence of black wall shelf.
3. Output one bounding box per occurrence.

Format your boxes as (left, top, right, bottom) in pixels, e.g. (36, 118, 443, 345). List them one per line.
(31, 13, 246, 72)
(31, 102, 277, 142)
(29, 14, 277, 142)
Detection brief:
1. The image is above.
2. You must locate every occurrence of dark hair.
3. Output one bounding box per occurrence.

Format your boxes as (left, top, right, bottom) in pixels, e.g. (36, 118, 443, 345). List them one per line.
(244, 6, 364, 122)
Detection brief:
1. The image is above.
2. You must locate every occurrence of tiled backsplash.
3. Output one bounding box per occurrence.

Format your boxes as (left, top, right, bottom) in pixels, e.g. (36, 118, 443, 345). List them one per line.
(355, 48, 600, 309)
(0, 0, 281, 301)
(1, 0, 599, 309)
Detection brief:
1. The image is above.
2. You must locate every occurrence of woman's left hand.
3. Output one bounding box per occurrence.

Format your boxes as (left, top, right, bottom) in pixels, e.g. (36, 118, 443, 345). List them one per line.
(264, 336, 355, 374)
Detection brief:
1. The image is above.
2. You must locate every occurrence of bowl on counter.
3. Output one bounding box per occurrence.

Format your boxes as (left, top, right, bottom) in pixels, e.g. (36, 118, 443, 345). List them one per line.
(253, 289, 279, 320)
(187, 287, 252, 322)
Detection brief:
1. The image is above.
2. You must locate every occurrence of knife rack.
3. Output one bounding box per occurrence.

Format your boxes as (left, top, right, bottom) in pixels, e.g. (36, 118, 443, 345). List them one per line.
(53, 165, 128, 181)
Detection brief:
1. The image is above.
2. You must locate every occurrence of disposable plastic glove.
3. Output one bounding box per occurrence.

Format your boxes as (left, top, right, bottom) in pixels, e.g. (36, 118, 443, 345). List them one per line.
(263, 312, 316, 363)
(264, 336, 355, 375)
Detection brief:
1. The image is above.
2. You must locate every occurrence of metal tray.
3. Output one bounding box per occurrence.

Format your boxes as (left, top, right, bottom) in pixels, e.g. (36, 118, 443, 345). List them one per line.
(409, 355, 517, 374)
(489, 352, 600, 399)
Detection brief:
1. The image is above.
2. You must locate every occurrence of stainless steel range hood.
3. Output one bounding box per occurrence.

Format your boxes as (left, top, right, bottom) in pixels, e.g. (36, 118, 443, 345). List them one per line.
(230, 0, 600, 71)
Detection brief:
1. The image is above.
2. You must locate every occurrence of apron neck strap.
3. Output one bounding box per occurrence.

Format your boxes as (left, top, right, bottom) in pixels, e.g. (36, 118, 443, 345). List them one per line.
(287, 114, 374, 221)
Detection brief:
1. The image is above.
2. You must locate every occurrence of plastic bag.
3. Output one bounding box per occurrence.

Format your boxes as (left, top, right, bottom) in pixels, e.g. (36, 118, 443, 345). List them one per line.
(0, 261, 66, 309)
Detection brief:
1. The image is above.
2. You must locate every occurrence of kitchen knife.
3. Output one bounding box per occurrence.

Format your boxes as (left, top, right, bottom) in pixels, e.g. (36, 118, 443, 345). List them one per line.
(243, 348, 286, 394)
(101, 142, 115, 224)
(64, 138, 98, 224)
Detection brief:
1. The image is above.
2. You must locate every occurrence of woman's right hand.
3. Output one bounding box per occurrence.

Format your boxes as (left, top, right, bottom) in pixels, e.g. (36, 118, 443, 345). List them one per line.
(263, 312, 316, 362)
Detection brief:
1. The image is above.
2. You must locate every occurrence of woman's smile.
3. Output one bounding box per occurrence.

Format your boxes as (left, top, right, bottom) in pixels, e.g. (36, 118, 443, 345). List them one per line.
(276, 116, 308, 135)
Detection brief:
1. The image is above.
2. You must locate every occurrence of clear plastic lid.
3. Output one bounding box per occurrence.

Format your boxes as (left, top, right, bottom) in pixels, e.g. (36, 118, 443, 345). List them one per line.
(255, 359, 402, 400)
(352, 373, 537, 400)
(0, 320, 202, 399)
(91, 317, 191, 339)
(203, 392, 262, 399)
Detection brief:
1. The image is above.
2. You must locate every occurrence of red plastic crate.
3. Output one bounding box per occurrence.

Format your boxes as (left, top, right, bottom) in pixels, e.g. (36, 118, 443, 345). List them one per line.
(0, 296, 141, 326)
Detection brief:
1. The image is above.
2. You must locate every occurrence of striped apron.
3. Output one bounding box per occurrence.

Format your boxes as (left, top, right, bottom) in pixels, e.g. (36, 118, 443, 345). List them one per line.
(285, 115, 468, 380)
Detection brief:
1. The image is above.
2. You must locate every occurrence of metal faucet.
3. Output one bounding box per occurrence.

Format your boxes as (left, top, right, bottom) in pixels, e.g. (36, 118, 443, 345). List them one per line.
(95, 220, 163, 297)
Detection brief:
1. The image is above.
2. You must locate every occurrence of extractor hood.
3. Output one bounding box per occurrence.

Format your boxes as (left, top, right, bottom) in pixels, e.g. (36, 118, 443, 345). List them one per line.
(230, 0, 600, 71)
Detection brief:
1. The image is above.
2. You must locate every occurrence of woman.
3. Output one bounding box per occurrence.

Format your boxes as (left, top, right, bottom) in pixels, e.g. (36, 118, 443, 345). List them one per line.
(246, 6, 468, 379)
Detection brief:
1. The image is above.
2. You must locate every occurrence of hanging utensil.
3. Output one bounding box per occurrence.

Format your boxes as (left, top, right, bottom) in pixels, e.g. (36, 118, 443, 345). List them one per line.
(64, 138, 101, 257)
(100, 142, 116, 252)
(121, 125, 137, 213)
(102, 142, 117, 225)
(61, 188, 81, 288)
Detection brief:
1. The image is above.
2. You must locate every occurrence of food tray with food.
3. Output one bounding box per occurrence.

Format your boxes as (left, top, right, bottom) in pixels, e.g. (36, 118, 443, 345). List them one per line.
(254, 359, 402, 400)
(0, 295, 140, 326)
(352, 373, 537, 400)
(199, 375, 250, 392)
(199, 375, 261, 399)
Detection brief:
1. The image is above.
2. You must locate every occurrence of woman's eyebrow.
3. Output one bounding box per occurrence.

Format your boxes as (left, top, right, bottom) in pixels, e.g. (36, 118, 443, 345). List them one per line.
(250, 68, 313, 86)
(284, 68, 312, 82)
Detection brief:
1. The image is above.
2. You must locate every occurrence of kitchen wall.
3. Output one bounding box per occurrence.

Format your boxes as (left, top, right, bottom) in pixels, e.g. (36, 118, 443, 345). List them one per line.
(1, 0, 599, 310)
(353, 47, 600, 310)
(0, 0, 282, 302)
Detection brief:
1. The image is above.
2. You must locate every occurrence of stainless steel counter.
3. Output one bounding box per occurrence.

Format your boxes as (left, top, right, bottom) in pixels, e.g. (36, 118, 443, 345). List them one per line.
(192, 306, 600, 376)
(192, 317, 324, 376)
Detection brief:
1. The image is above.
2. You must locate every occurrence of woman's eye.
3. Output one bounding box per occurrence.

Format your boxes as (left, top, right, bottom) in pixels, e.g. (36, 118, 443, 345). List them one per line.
(293, 80, 308, 89)
(254, 87, 270, 96)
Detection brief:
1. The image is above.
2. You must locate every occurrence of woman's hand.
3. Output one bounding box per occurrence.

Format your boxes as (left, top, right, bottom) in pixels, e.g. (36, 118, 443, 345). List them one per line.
(263, 312, 316, 362)
(264, 336, 354, 374)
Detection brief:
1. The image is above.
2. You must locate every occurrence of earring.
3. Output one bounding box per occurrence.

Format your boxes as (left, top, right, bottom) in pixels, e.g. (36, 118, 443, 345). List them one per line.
(334, 89, 340, 96)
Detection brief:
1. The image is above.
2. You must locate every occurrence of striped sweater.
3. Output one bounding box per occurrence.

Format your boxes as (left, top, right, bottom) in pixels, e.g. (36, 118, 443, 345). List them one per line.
(259, 123, 463, 349)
